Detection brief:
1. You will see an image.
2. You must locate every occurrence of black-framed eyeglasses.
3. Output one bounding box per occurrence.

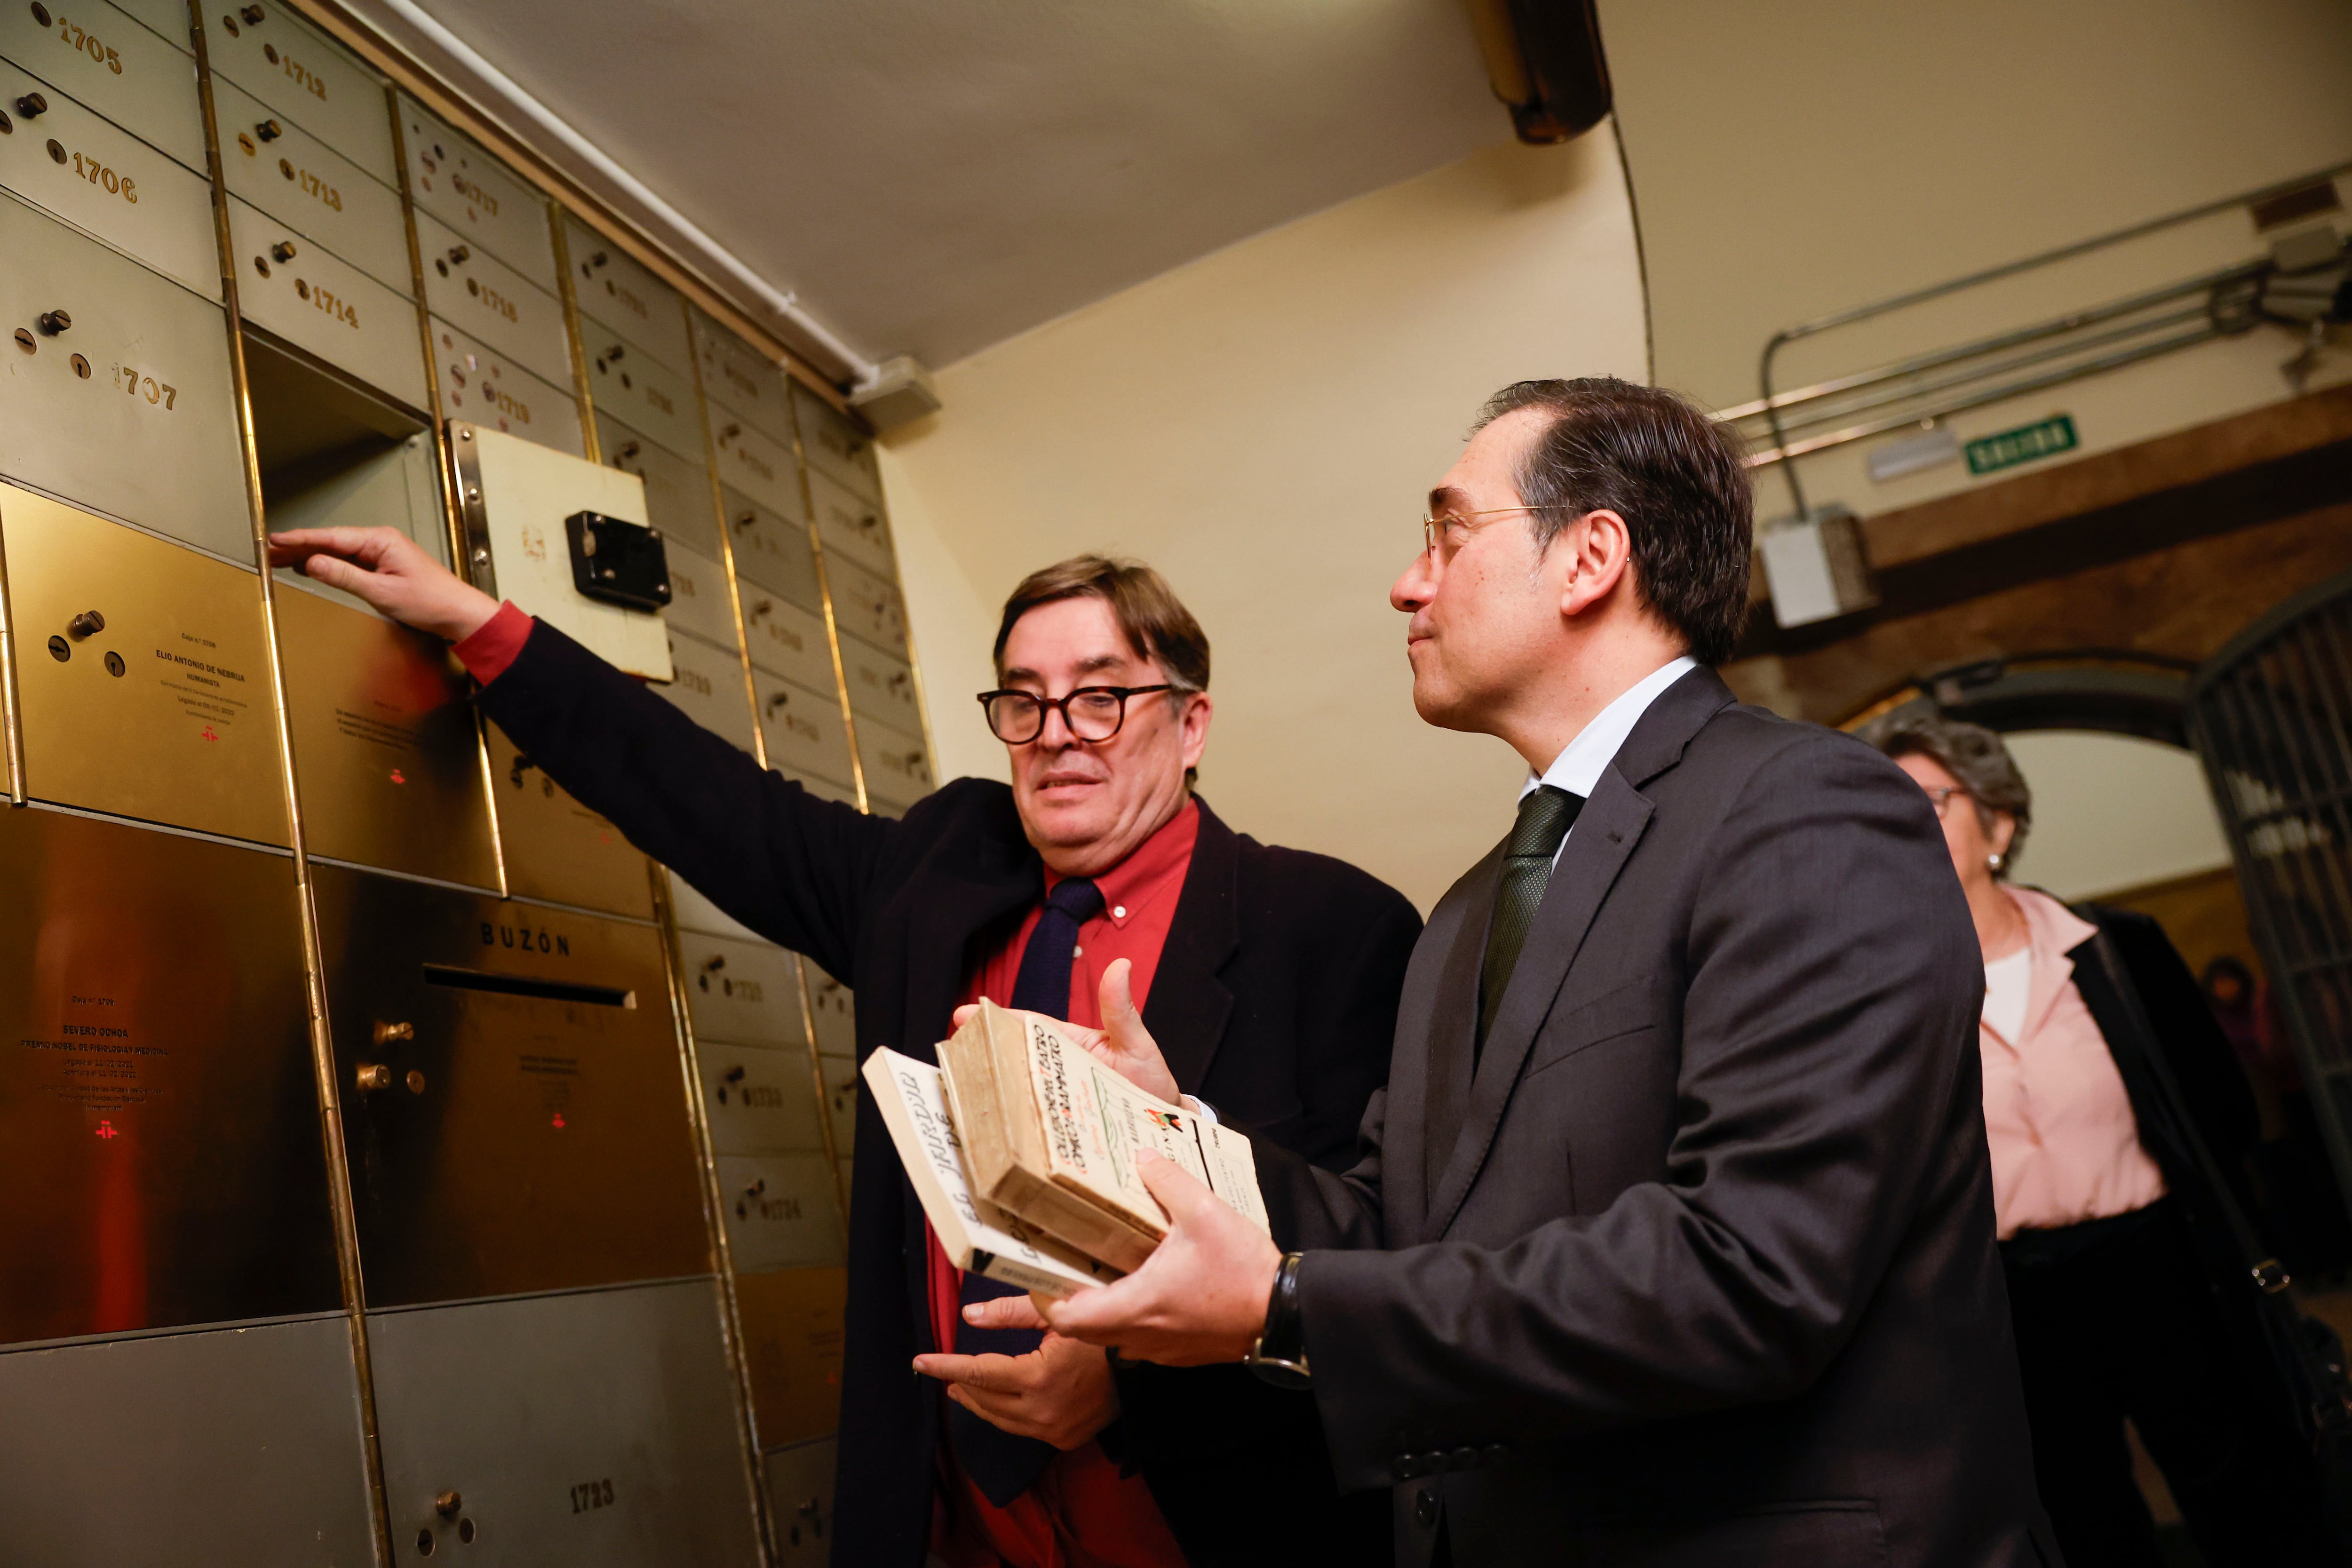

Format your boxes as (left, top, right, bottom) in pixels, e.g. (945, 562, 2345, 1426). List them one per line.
(977, 685, 1174, 745)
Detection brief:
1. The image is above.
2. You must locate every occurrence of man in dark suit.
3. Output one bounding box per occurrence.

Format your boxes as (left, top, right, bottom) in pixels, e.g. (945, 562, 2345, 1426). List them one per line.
(992, 379, 2059, 1566)
(265, 533, 1420, 1567)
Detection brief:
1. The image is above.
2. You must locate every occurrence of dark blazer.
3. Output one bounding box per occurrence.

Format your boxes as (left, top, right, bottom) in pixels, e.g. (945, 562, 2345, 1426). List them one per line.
(1255, 668, 2057, 1568)
(473, 622, 1422, 1568)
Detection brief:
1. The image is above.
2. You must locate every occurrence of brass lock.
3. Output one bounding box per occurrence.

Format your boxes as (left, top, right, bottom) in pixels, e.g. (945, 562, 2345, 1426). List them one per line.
(445, 245, 469, 265)
(405, 1069, 427, 1095)
(745, 599, 773, 623)
(434, 1490, 461, 1519)
(36, 309, 70, 336)
(240, 3, 264, 22)
(355, 1063, 392, 1092)
(765, 692, 791, 716)
(66, 610, 104, 640)
(15, 93, 47, 119)
(271, 239, 297, 263)
(720, 423, 741, 440)
(373, 1019, 415, 1046)
(255, 119, 283, 142)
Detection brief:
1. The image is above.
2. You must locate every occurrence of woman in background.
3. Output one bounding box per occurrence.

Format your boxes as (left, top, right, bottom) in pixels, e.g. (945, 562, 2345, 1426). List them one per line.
(1872, 715, 2330, 1567)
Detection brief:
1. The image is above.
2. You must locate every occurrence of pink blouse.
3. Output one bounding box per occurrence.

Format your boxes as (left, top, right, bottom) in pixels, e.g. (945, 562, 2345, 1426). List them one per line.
(1978, 886, 2168, 1239)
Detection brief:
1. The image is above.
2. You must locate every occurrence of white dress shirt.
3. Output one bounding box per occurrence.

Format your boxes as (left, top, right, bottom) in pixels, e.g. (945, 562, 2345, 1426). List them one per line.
(1517, 655, 1699, 863)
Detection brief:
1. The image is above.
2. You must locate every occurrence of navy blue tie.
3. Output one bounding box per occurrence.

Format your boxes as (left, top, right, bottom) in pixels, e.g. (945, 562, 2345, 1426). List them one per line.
(949, 876, 1105, 1503)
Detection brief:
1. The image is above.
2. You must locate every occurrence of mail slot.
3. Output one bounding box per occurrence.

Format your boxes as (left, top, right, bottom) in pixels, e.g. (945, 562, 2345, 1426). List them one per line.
(215, 73, 409, 295)
(738, 1278, 846, 1454)
(231, 195, 428, 409)
(753, 671, 853, 791)
(793, 381, 879, 502)
(692, 309, 789, 442)
(312, 861, 709, 1303)
(701, 1041, 826, 1156)
(678, 931, 803, 1049)
(654, 627, 755, 749)
(274, 582, 501, 889)
(0, 193, 249, 557)
(740, 589, 833, 694)
(596, 409, 718, 556)
(401, 96, 556, 285)
(0, 805, 339, 1345)
(2, 487, 292, 844)
(0, 53, 216, 294)
(0, 0, 206, 169)
(566, 213, 690, 371)
(857, 713, 933, 814)
(484, 721, 655, 920)
(662, 539, 738, 653)
(841, 635, 922, 738)
(708, 412, 797, 517)
(417, 208, 570, 388)
(0, 1314, 377, 1562)
(807, 464, 897, 581)
(763, 1435, 840, 1565)
(432, 316, 583, 454)
(582, 317, 702, 462)
(826, 553, 908, 656)
(726, 486, 821, 609)
(204, 0, 395, 184)
(718, 1152, 844, 1271)
(366, 1280, 762, 1568)
(805, 967, 853, 1056)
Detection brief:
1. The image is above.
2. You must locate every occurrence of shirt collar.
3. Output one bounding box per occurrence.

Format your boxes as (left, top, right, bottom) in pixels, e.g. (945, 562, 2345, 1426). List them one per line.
(1519, 655, 1700, 803)
(1043, 796, 1200, 928)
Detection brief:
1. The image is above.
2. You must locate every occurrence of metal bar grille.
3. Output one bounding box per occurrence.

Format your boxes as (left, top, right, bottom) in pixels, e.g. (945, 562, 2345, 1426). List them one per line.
(2191, 570, 2352, 1204)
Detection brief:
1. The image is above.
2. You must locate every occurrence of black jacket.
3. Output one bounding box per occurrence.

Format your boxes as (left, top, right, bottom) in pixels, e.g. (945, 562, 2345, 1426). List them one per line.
(473, 621, 1422, 1567)
(1255, 669, 2055, 1567)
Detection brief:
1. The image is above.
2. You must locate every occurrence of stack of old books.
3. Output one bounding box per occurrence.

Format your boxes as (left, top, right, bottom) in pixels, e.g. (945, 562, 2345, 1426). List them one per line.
(864, 999, 1270, 1295)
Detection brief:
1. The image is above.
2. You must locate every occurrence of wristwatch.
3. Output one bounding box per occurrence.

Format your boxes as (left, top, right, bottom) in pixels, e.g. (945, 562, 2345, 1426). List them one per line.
(1245, 1252, 1311, 1389)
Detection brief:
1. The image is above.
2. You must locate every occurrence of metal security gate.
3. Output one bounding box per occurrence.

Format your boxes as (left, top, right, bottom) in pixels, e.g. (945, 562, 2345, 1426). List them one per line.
(2190, 568, 2352, 1209)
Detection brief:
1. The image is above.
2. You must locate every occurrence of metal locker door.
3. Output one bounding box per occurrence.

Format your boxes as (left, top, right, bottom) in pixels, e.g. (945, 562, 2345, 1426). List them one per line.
(856, 712, 933, 815)
(214, 73, 411, 294)
(741, 590, 836, 696)
(596, 409, 719, 557)
(840, 635, 923, 743)
(0, 1314, 376, 1567)
(0, 191, 248, 558)
(430, 316, 584, 455)
(1, 486, 289, 845)
(0, 806, 340, 1345)
(754, 670, 855, 793)
(762, 1436, 839, 1567)
(273, 582, 501, 890)
(737, 1269, 848, 1449)
(580, 316, 703, 463)
(417, 208, 570, 387)
(677, 931, 803, 1049)
(806, 465, 897, 581)
(566, 213, 691, 371)
(702, 1039, 827, 1156)
(718, 1152, 846, 1271)
(205, 0, 396, 183)
(0, 53, 217, 293)
(366, 1279, 762, 1568)
(310, 866, 710, 1304)
(654, 626, 757, 749)
(101, 0, 191, 51)
(400, 96, 556, 285)
(2189, 566, 2352, 1211)
(792, 381, 879, 503)
(0, 0, 207, 169)
(481, 721, 657, 921)
(727, 485, 823, 609)
(663, 538, 740, 653)
(825, 554, 908, 659)
(709, 411, 797, 518)
(692, 308, 789, 442)
(230, 194, 429, 408)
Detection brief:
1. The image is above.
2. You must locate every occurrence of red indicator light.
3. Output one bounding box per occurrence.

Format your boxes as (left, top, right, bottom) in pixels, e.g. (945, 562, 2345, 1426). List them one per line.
(551, 1113, 566, 1128)
(94, 1119, 119, 1139)
(389, 768, 408, 784)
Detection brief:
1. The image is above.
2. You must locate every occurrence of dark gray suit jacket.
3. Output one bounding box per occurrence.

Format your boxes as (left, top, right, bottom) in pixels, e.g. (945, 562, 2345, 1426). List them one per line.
(1258, 668, 2057, 1568)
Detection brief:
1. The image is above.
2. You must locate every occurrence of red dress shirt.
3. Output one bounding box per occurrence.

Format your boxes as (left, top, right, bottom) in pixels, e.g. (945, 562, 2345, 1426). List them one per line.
(926, 799, 1200, 1568)
(451, 600, 534, 684)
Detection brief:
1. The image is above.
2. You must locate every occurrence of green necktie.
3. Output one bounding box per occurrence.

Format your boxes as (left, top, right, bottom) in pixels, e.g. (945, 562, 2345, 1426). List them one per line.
(1478, 784, 1584, 1056)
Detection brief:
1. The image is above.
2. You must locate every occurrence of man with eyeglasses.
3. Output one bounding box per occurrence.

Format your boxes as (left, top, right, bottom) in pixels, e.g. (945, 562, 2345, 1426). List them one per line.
(265, 530, 1420, 1568)
(969, 379, 2055, 1568)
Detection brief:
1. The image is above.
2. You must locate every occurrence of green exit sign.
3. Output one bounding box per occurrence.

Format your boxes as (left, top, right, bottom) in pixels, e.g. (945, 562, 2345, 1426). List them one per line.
(1966, 414, 2078, 476)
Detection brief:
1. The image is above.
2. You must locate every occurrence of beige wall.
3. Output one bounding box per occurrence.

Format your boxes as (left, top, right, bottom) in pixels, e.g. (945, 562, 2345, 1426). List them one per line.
(879, 128, 1647, 909)
(1602, 0, 2352, 521)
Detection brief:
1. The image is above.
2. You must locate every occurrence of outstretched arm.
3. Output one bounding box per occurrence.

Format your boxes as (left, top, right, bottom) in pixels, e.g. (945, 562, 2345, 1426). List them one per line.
(269, 527, 501, 641)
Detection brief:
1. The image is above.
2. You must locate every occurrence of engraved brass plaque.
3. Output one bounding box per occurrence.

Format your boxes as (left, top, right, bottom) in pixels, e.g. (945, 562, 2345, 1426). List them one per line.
(565, 214, 691, 371)
(717, 1153, 844, 1272)
(792, 382, 879, 503)
(725, 486, 820, 610)
(2, 486, 288, 845)
(701, 1040, 825, 1157)
(0, 806, 339, 1345)
(753, 671, 853, 791)
(483, 720, 654, 920)
(312, 863, 710, 1304)
(274, 582, 500, 888)
(737, 1268, 846, 1449)
(677, 932, 803, 1049)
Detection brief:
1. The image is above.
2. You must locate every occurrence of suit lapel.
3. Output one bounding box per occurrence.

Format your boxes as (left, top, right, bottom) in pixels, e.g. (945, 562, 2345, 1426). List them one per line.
(1420, 850, 1499, 1204)
(1140, 798, 1240, 1094)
